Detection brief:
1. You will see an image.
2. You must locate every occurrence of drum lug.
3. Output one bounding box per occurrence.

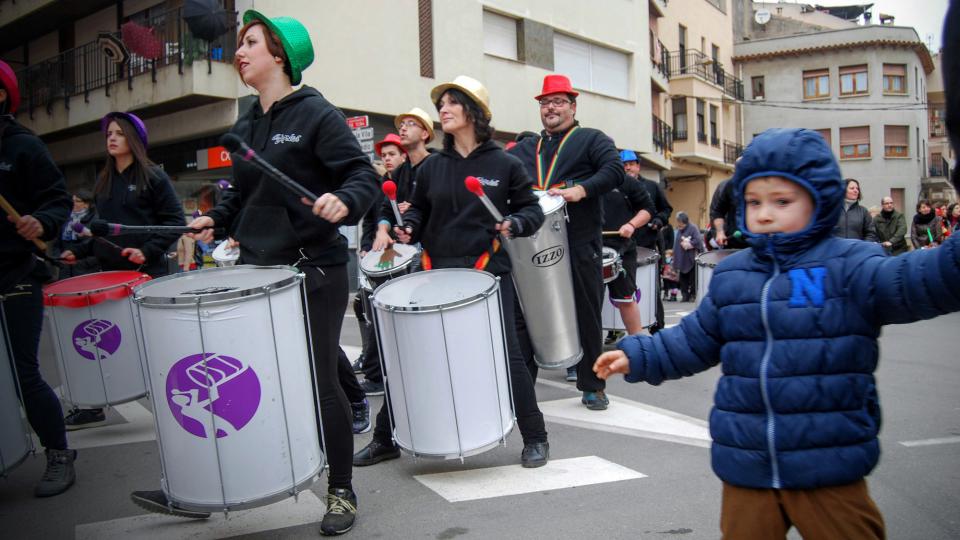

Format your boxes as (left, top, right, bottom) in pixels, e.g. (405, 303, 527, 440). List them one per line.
(552, 221, 562, 232)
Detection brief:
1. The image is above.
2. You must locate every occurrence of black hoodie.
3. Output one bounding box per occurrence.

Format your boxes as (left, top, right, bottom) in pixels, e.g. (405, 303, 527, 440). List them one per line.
(206, 87, 379, 266)
(0, 116, 70, 290)
(404, 141, 544, 275)
(377, 150, 435, 228)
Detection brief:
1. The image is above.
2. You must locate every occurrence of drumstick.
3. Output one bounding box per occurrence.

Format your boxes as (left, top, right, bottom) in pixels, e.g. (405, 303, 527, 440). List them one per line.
(464, 176, 505, 222)
(381, 180, 404, 228)
(0, 193, 47, 251)
(602, 231, 622, 236)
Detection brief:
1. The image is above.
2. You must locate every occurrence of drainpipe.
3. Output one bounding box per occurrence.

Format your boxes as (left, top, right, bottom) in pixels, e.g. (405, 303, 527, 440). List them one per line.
(737, 63, 745, 146)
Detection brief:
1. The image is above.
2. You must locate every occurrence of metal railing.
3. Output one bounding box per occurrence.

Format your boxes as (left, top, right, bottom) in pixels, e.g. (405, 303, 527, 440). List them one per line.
(710, 136, 720, 147)
(652, 114, 673, 153)
(674, 129, 688, 141)
(929, 166, 946, 177)
(664, 50, 744, 100)
(651, 39, 670, 80)
(15, 7, 237, 117)
(723, 140, 743, 164)
(697, 131, 707, 143)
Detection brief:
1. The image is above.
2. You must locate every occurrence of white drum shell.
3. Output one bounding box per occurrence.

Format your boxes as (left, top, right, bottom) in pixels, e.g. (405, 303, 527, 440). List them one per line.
(373, 270, 514, 458)
(696, 250, 739, 306)
(602, 250, 659, 331)
(135, 267, 322, 511)
(48, 293, 147, 408)
(0, 306, 33, 476)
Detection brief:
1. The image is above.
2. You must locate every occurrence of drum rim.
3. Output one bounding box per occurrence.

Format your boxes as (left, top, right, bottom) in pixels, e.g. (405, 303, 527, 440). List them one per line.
(392, 419, 516, 459)
(133, 265, 303, 306)
(43, 270, 151, 298)
(696, 248, 738, 268)
(534, 190, 566, 215)
(162, 460, 323, 512)
(371, 268, 499, 313)
(359, 244, 420, 278)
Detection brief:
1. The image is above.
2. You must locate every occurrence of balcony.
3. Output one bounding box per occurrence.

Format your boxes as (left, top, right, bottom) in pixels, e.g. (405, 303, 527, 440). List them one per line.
(710, 136, 720, 148)
(697, 132, 707, 143)
(724, 141, 744, 164)
(929, 166, 946, 178)
(665, 50, 744, 100)
(652, 114, 673, 154)
(674, 129, 688, 141)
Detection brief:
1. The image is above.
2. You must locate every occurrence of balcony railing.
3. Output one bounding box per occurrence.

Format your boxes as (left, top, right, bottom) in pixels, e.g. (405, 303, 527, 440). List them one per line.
(723, 140, 744, 164)
(929, 166, 946, 177)
(710, 136, 720, 147)
(930, 125, 946, 137)
(651, 39, 670, 80)
(652, 114, 673, 153)
(674, 129, 688, 141)
(664, 50, 744, 100)
(15, 7, 237, 117)
(697, 131, 707, 143)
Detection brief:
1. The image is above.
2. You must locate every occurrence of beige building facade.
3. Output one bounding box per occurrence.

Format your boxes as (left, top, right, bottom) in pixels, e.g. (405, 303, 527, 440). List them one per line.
(925, 52, 956, 204)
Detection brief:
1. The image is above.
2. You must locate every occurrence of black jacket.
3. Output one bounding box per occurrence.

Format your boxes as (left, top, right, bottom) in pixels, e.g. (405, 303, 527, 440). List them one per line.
(206, 87, 379, 266)
(0, 116, 70, 290)
(833, 200, 878, 242)
(633, 176, 673, 250)
(377, 151, 435, 229)
(508, 123, 622, 246)
(404, 141, 544, 275)
(602, 176, 655, 252)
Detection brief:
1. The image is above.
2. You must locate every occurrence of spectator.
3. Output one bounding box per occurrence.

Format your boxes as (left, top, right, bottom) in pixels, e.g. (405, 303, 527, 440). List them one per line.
(833, 178, 878, 241)
(911, 199, 944, 249)
(54, 190, 100, 278)
(671, 211, 703, 302)
(874, 196, 908, 255)
(945, 202, 960, 237)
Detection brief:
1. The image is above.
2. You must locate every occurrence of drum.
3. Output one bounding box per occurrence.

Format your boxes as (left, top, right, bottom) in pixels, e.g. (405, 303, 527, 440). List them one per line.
(0, 301, 34, 476)
(372, 269, 514, 459)
(359, 243, 419, 289)
(696, 249, 739, 306)
(212, 241, 239, 267)
(502, 192, 582, 369)
(602, 248, 660, 331)
(601, 247, 622, 283)
(43, 271, 152, 408)
(133, 266, 323, 512)
(358, 271, 374, 325)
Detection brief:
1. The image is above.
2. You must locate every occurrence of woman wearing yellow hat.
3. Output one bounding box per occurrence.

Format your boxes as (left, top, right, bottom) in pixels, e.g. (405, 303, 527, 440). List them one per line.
(392, 76, 552, 467)
(139, 11, 379, 535)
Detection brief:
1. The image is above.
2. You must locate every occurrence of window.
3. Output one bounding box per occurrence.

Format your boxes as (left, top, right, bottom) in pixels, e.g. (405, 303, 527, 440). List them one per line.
(696, 99, 706, 142)
(839, 126, 870, 159)
(815, 128, 832, 148)
(482, 11, 518, 60)
(882, 64, 906, 94)
(839, 64, 868, 96)
(752, 76, 765, 99)
(802, 69, 829, 99)
(673, 97, 688, 140)
(678, 25, 687, 70)
(554, 34, 629, 99)
(884, 125, 908, 157)
(709, 105, 719, 146)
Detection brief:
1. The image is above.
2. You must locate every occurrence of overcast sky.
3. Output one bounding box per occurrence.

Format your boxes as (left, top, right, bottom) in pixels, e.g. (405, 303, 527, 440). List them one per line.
(811, 0, 949, 50)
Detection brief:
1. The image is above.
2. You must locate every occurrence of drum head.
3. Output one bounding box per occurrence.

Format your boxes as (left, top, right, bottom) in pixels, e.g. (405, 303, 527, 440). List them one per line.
(212, 241, 239, 264)
(360, 243, 419, 278)
(601, 247, 618, 263)
(134, 265, 300, 306)
(636, 247, 660, 266)
(43, 271, 152, 308)
(696, 249, 738, 268)
(373, 269, 497, 312)
(535, 191, 565, 216)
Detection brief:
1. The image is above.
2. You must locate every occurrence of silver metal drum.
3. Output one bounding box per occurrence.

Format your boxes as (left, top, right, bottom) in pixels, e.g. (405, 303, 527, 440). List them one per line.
(601, 247, 622, 283)
(133, 265, 324, 512)
(0, 299, 34, 476)
(373, 269, 515, 460)
(602, 248, 659, 331)
(503, 192, 582, 369)
(696, 249, 739, 306)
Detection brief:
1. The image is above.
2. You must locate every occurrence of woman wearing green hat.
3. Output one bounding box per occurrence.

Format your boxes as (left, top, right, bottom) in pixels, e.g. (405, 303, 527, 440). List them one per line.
(135, 11, 379, 535)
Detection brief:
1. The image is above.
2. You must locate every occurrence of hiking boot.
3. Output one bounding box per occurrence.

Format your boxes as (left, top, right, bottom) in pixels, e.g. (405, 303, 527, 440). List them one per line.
(64, 408, 106, 431)
(521, 442, 549, 468)
(320, 487, 357, 536)
(34, 448, 76, 497)
(565, 367, 578, 382)
(351, 399, 370, 434)
(359, 379, 384, 396)
(353, 440, 400, 466)
(581, 390, 609, 411)
(130, 489, 211, 519)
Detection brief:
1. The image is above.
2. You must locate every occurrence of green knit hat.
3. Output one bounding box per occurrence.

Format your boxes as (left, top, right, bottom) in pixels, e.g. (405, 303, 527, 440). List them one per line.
(242, 10, 314, 85)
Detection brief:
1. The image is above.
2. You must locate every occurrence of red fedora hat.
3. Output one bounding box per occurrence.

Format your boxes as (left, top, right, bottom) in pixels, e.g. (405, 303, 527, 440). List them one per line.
(375, 133, 407, 155)
(0, 60, 22, 114)
(535, 74, 579, 101)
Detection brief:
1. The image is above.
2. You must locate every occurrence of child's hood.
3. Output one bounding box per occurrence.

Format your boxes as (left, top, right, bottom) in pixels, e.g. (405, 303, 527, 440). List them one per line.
(731, 128, 844, 259)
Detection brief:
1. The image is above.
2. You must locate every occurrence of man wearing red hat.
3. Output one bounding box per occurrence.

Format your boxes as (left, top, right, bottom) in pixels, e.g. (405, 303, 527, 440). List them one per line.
(0, 59, 78, 497)
(509, 74, 624, 410)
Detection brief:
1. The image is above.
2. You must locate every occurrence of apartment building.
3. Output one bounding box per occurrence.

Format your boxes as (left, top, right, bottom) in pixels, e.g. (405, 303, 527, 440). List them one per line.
(926, 52, 956, 204)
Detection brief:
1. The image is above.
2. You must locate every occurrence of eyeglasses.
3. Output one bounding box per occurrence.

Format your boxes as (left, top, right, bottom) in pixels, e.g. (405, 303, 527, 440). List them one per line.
(539, 98, 572, 108)
(398, 120, 421, 129)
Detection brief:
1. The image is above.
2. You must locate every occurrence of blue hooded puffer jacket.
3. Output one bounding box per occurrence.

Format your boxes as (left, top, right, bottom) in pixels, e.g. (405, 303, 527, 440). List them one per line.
(619, 128, 960, 490)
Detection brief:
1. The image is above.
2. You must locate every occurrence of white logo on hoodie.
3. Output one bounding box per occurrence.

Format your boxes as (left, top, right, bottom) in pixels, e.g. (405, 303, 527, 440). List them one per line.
(477, 176, 500, 188)
(272, 133, 302, 145)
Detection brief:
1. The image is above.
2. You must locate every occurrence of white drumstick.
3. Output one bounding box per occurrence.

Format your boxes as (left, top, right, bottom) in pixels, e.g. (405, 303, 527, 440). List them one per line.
(464, 176, 505, 222)
(382, 180, 404, 228)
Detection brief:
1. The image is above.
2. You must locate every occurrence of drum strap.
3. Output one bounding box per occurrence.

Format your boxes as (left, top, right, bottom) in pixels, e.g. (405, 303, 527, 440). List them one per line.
(535, 126, 580, 191)
(421, 239, 501, 272)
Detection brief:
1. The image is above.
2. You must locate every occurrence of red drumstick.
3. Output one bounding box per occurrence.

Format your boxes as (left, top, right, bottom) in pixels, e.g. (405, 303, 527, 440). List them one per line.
(382, 180, 404, 228)
(464, 176, 505, 222)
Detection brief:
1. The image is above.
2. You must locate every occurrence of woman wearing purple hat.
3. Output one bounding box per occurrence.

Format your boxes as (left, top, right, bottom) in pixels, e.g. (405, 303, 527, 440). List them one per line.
(60, 111, 184, 429)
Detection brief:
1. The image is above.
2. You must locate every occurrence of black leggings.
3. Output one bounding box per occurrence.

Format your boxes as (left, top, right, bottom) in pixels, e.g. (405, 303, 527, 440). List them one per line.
(337, 347, 365, 404)
(302, 265, 353, 491)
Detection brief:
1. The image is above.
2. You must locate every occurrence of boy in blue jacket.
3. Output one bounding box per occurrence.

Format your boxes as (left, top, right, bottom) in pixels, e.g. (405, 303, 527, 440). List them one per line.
(594, 128, 960, 539)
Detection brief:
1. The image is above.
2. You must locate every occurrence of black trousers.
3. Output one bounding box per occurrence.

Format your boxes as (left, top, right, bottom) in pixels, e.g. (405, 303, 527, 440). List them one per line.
(352, 290, 383, 383)
(372, 273, 547, 446)
(337, 347, 365, 404)
(1, 272, 68, 451)
(679, 269, 695, 302)
(301, 265, 353, 490)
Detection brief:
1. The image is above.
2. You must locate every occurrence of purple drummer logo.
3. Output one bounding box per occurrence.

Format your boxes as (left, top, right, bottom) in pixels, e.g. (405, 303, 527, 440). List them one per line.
(165, 353, 261, 439)
(72, 319, 122, 360)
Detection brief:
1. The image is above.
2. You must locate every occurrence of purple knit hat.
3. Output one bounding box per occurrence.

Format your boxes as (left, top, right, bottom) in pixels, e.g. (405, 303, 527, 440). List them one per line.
(101, 111, 148, 147)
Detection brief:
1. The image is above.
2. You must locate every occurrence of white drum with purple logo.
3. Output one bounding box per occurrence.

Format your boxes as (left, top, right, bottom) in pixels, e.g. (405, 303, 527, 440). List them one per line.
(602, 248, 660, 331)
(43, 271, 152, 408)
(0, 301, 34, 476)
(696, 250, 739, 306)
(133, 266, 323, 512)
(373, 269, 514, 459)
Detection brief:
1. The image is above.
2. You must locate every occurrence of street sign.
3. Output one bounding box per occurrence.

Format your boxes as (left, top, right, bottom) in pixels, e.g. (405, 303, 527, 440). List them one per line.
(352, 127, 374, 141)
(360, 140, 374, 153)
(346, 115, 369, 129)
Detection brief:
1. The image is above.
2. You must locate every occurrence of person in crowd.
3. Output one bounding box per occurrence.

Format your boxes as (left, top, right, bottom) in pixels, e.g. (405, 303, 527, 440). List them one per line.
(709, 178, 748, 250)
(874, 196, 908, 255)
(595, 128, 960, 540)
(137, 11, 379, 535)
(911, 199, 944, 249)
(945, 202, 960, 237)
(54, 189, 100, 278)
(833, 178, 877, 241)
(671, 212, 703, 302)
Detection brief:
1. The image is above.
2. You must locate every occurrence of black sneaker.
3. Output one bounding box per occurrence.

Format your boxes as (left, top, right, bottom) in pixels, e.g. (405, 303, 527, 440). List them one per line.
(34, 448, 76, 497)
(353, 440, 400, 466)
(359, 379, 384, 396)
(521, 442, 549, 468)
(320, 488, 357, 536)
(351, 399, 371, 434)
(130, 490, 211, 519)
(64, 408, 106, 431)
